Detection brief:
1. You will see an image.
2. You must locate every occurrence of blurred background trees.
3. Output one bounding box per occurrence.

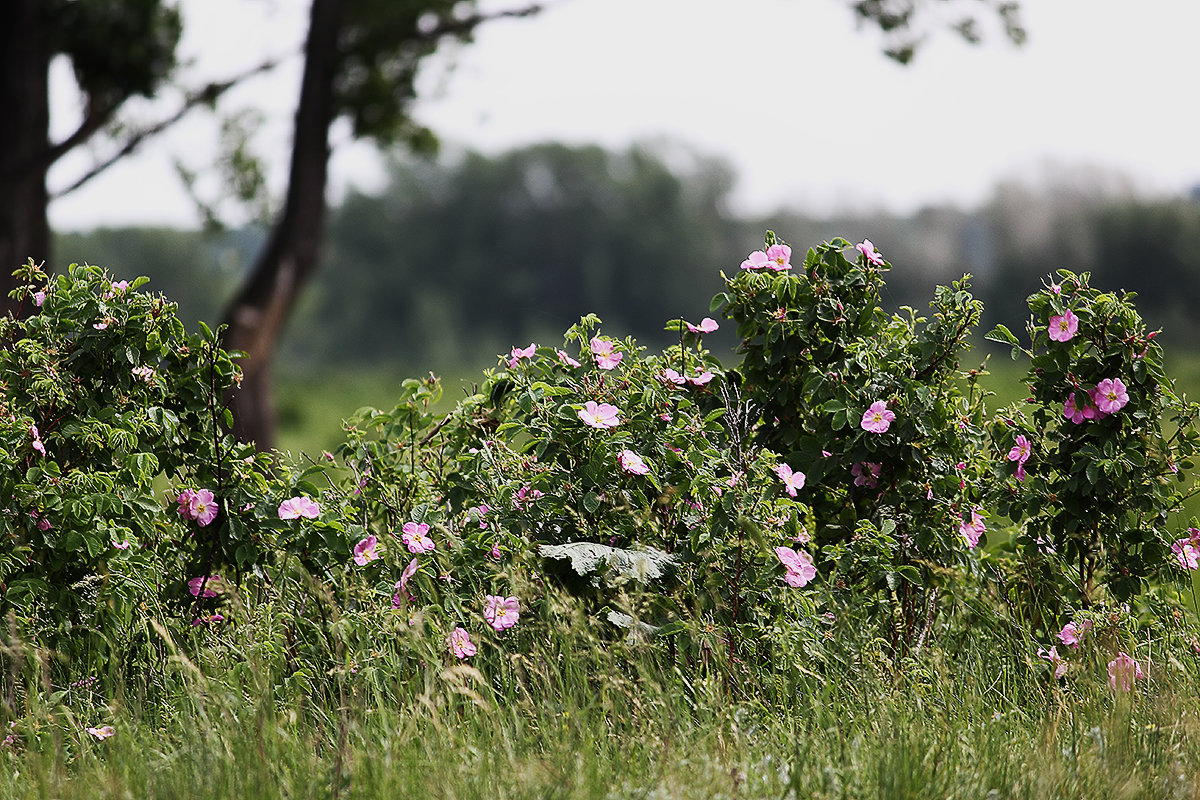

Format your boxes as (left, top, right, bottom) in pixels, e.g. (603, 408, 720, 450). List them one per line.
(56, 141, 1200, 378)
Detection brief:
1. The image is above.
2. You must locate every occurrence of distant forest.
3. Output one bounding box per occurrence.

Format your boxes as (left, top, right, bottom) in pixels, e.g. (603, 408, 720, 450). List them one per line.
(55, 141, 1200, 372)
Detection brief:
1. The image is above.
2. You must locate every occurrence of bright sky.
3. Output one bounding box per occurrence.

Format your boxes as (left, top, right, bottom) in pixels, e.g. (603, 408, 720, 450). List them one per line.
(46, 0, 1200, 231)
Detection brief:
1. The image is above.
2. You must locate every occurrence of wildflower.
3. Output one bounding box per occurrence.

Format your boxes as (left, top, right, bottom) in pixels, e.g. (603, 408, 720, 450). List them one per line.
(1007, 434, 1031, 481)
(448, 627, 477, 659)
(860, 400, 895, 433)
(489, 542, 502, 560)
(660, 368, 687, 385)
(188, 576, 222, 598)
(855, 239, 884, 266)
(191, 613, 225, 626)
(1048, 310, 1079, 342)
(1057, 619, 1092, 649)
(578, 401, 621, 429)
(1037, 646, 1068, 678)
(765, 244, 792, 271)
(1107, 651, 1145, 691)
(513, 484, 544, 510)
(401, 521, 435, 554)
(507, 343, 537, 368)
(393, 558, 420, 607)
(687, 368, 714, 386)
(1172, 531, 1200, 570)
(93, 320, 109, 330)
(556, 349, 581, 368)
(112, 540, 131, 550)
(132, 366, 155, 383)
(30, 424, 45, 457)
(685, 317, 719, 333)
(851, 461, 881, 489)
(470, 504, 489, 529)
(176, 489, 197, 517)
(353, 534, 381, 566)
(775, 463, 806, 497)
(774, 547, 817, 587)
(484, 595, 520, 631)
(33, 290, 45, 306)
(959, 509, 986, 548)
(85, 725, 116, 740)
(590, 337, 623, 370)
(740, 250, 770, 270)
(1093, 378, 1129, 414)
(191, 489, 218, 527)
(278, 496, 320, 520)
(618, 449, 650, 475)
(1062, 392, 1086, 424)
(31, 512, 51, 531)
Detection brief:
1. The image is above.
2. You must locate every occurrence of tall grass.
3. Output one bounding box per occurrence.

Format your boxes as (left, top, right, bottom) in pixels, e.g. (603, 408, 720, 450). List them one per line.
(6, 573, 1200, 799)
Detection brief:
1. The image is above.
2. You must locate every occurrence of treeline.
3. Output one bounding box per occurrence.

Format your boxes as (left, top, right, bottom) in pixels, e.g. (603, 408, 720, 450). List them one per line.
(55, 142, 1200, 370)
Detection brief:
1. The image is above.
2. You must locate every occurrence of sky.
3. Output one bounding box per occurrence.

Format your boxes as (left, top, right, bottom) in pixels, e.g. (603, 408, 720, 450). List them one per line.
(46, 0, 1200, 231)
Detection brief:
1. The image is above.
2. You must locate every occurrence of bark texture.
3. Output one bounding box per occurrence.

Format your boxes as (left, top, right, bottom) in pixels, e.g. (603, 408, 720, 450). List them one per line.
(0, 0, 52, 317)
(220, 0, 345, 448)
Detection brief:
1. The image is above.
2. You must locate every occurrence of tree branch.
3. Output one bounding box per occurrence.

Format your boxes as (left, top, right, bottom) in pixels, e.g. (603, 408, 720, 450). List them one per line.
(48, 56, 285, 199)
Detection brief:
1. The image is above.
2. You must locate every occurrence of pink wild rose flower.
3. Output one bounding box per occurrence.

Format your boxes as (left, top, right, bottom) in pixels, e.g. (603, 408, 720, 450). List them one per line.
(507, 343, 537, 368)
(1057, 619, 1092, 649)
(401, 521, 435, 554)
(1037, 646, 1069, 679)
(513, 484, 544, 509)
(740, 250, 770, 270)
(30, 425, 46, 457)
(775, 463, 806, 496)
(448, 627, 477, 659)
(660, 368, 687, 386)
(278, 496, 320, 520)
(1172, 532, 1200, 570)
(86, 725, 116, 740)
(765, 244, 792, 271)
(774, 547, 817, 587)
(191, 489, 218, 527)
(855, 239, 884, 266)
(590, 337, 623, 370)
(578, 401, 621, 429)
(1048, 309, 1079, 342)
(188, 575, 222, 598)
(1007, 434, 1032, 481)
(1093, 378, 1129, 414)
(353, 534, 381, 566)
(618, 449, 650, 475)
(1107, 651, 1145, 691)
(392, 558, 420, 607)
(484, 595, 520, 631)
(851, 461, 882, 488)
(555, 349, 581, 368)
(685, 317, 719, 334)
(860, 400, 895, 433)
(959, 510, 986, 548)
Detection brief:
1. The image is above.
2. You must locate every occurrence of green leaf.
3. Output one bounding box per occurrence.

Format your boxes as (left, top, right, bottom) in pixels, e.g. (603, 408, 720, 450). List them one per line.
(582, 491, 601, 514)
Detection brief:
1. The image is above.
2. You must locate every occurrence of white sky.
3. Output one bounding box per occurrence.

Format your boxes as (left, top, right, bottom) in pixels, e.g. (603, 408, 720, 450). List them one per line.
(46, 0, 1200, 231)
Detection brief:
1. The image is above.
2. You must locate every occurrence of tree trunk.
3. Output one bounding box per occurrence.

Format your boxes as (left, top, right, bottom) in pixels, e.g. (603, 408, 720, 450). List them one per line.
(220, 0, 344, 449)
(0, 0, 52, 317)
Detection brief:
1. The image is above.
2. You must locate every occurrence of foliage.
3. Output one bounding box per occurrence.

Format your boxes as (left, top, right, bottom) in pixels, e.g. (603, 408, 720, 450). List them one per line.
(7, 231, 1200, 796)
(716, 234, 988, 641)
(0, 260, 278, 684)
(985, 271, 1200, 613)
